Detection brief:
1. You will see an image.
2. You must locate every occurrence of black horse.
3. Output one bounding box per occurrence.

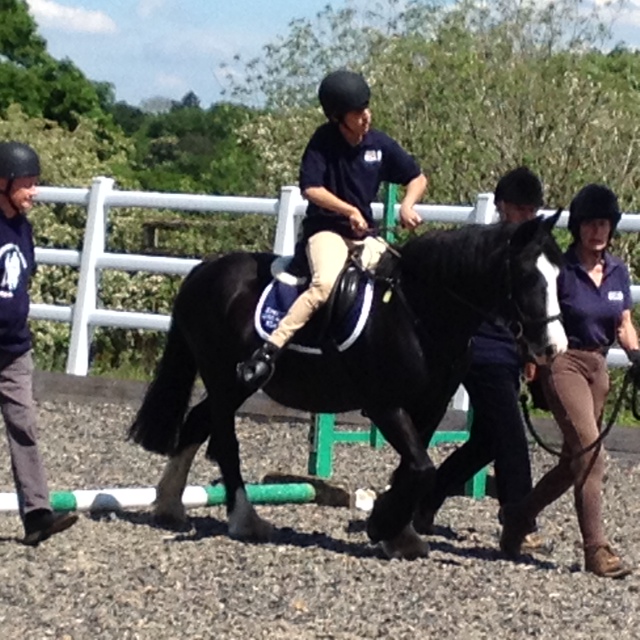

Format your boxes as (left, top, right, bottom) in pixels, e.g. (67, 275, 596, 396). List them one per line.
(129, 212, 567, 559)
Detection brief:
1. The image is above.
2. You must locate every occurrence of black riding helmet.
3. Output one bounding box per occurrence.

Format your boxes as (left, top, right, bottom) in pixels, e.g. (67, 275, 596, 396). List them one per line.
(568, 184, 621, 241)
(0, 142, 41, 181)
(494, 166, 543, 207)
(318, 70, 370, 121)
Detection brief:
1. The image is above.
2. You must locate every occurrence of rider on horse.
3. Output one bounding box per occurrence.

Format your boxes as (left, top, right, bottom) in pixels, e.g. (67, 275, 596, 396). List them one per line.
(237, 69, 428, 390)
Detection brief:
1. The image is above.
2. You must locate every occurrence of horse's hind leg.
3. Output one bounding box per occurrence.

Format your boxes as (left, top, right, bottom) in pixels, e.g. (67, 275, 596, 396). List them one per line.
(204, 399, 274, 542)
(154, 398, 210, 525)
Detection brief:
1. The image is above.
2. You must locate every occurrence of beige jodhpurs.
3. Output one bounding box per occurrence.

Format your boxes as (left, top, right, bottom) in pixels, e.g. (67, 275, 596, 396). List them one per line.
(268, 231, 387, 348)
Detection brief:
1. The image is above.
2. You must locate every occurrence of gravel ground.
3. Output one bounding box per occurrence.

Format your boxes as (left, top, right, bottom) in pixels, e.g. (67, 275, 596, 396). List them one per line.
(0, 398, 639, 640)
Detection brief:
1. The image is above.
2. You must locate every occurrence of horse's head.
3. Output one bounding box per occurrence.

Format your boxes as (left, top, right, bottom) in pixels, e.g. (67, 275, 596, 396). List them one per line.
(505, 210, 568, 364)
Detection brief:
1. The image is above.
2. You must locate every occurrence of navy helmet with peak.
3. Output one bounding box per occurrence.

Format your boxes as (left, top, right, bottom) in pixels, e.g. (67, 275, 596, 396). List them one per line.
(568, 183, 621, 241)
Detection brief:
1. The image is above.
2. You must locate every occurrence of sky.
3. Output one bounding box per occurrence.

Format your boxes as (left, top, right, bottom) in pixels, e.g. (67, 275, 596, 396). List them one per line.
(24, 0, 640, 110)
(25, 0, 346, 108)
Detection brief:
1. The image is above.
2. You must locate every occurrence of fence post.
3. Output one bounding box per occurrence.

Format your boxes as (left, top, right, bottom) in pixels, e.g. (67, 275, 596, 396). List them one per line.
(382, 183, 398, 243)
(273, 186, 302, 255)
(472, 192, 497, 224)
(66, 176, 114, 375)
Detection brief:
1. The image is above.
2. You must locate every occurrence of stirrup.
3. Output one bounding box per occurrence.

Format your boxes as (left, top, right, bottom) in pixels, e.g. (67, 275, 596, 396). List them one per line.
(237, 342, 280, 390)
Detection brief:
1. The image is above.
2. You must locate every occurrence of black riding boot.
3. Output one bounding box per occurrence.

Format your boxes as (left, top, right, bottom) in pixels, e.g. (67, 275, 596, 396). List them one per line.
(237, 341, 281, 391)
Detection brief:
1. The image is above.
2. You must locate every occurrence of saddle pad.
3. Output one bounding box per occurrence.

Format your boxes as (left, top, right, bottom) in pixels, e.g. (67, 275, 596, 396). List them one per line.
(254, 278, 374, 354)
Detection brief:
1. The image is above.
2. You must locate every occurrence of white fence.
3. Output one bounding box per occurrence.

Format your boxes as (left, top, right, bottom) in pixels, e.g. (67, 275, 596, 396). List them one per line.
(32, 176, 639, 387)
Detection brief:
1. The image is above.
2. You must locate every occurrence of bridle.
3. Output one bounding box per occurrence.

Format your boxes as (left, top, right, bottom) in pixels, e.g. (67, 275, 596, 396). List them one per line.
(501, 237, 563, 342)
(440, 244, 563, 350)
(507, 298, 562, 343)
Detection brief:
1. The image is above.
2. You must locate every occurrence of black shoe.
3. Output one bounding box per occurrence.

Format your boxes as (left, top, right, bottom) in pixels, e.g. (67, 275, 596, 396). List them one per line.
(237, 342, 281, 390)
(23, 509, 79, 547)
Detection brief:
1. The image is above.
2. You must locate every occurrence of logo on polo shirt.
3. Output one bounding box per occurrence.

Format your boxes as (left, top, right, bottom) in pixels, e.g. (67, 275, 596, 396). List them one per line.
(0, 243, 27, 299)
(608, 291, 624, 301)
(364, 149, 382, 163)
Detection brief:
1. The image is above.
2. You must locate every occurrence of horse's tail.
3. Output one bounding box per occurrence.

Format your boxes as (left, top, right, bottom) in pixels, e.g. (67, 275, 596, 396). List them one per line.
(128, 320, 197, 455)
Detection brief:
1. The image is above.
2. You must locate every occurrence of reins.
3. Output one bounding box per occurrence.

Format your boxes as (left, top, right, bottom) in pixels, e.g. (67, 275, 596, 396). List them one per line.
(519, 368, 640, 458)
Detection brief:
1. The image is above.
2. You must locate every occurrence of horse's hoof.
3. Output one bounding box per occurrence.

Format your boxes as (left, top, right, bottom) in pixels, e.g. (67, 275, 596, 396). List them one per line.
(153, 501, 187, 528)
(228, 514, 274, 542)
(412, 508, 436, 535)
(380, 524, 430, 560)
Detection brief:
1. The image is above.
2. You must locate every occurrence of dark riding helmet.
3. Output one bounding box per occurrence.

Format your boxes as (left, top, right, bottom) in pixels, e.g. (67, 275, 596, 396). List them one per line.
(318, 69, 371, 121)
(0, 142, 41, 180)
(494, 167, 543, 208)
(568, 184, 621, 241)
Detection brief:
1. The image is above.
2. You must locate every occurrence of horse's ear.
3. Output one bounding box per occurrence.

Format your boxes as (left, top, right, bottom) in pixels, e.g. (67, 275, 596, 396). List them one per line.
(511, 209, 561, 251)
(510, 215, 544, 251)
(541, 208, 562, 233)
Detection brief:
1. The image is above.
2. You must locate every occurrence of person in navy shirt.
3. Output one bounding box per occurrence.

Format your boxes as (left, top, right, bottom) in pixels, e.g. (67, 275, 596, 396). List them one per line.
(415, 167, 545, 551)
(500, 184, 639, 578)
(0, 142, 78, 545)
(238, 69, 427, 389)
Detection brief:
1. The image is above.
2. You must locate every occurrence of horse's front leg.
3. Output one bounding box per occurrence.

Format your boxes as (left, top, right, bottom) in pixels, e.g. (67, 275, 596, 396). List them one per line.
(364, 406, 434, 560)
(409, 362, 469, 534)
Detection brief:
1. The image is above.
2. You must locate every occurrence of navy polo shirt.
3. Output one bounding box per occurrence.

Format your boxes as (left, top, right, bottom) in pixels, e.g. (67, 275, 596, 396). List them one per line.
(470, 320, 521, 369)
(299, 123, 422, 240)
(559, 245, 632, 350)
(0, 209, 35, 354)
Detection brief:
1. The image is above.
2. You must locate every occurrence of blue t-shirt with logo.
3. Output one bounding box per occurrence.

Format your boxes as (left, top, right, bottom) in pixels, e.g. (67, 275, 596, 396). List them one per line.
(0, 210, 35, 354)
(299, 123, 422, 239)
(559, 245, 632, 350)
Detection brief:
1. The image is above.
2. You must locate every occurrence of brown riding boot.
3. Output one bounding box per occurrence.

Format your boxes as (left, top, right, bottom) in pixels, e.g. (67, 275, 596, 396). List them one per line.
(584, 544, 633, 579)
(499, 503, 537, 559)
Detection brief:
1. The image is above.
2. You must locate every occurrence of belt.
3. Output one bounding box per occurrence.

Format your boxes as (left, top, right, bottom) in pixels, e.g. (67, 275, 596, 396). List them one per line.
(572, 345, 607, 356)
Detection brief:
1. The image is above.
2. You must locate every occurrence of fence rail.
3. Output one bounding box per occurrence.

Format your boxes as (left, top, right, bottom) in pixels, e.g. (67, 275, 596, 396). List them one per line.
(31, 177, 639, 380)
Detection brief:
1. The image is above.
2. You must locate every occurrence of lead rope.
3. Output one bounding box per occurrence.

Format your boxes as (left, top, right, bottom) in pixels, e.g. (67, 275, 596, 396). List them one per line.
(519, 369, 635, 458)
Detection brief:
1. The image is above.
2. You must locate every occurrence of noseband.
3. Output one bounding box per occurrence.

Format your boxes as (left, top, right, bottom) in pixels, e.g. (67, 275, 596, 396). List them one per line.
(508, 299, 562, 341)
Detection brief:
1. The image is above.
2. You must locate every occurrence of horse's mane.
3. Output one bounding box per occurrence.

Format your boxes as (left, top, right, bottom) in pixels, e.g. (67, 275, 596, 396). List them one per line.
(398, 223, 515, 294)
(398, 220, 563, 286)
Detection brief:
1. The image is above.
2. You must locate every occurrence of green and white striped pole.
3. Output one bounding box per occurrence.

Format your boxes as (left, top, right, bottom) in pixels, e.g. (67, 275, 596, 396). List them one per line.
(0, 483, 316, 513)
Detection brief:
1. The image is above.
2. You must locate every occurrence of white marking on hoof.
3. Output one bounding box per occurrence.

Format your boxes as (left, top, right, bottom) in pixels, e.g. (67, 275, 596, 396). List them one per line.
(228, 489, 274, 541)
(153, 444, 199, 523)
(381, 524, 430, 560)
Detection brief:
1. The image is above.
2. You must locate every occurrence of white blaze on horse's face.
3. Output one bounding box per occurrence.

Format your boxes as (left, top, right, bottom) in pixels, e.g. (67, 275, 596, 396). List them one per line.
(535, 253, 568, 362)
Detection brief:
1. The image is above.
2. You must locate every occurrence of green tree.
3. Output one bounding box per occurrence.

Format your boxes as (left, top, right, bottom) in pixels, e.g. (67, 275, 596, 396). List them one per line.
(109, 101, 146, 136)
(228, 0, 640, 209)
(131, 101, 261, 195)
(0, 0, 117, 132)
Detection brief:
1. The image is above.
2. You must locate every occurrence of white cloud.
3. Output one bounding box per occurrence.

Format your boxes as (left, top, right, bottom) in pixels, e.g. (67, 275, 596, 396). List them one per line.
(27, 0, 117, 34)
(155, 72, 189, 93)
(137, 0, 167, 19)
(147, 26, 259, 64)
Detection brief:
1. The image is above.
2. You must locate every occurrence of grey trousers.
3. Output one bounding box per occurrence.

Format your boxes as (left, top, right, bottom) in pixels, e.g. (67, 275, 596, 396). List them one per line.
(0, 350, 50, 520)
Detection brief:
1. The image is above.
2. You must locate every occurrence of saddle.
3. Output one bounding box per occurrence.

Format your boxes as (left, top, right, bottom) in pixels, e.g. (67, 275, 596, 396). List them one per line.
(254, 240, 387, 354)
